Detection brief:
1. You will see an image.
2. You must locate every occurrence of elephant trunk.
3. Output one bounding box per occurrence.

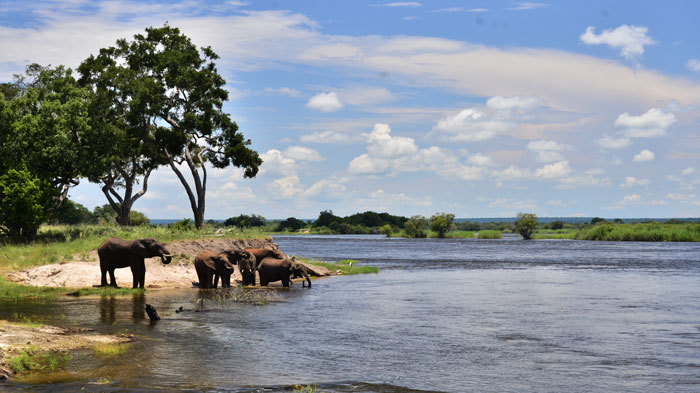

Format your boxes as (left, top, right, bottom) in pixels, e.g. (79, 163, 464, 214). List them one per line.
(160, 254, 173, 265)
(303, 272, 312, 288)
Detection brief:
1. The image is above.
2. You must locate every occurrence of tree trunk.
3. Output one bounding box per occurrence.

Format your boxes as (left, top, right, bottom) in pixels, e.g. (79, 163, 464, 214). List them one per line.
(166, 145, 207, 229)
(101, 163, 153, 226)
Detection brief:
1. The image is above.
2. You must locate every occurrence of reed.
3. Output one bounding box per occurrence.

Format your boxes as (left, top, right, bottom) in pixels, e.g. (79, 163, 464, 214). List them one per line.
(573, 222, 700, 242)
(477, 230, 502, 239)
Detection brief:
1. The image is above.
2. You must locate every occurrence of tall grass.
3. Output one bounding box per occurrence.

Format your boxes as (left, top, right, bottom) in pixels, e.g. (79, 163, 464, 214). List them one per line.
(477, 230, 502, 239)
(295, 258, 379, 275)
(574, 222, 700, 242)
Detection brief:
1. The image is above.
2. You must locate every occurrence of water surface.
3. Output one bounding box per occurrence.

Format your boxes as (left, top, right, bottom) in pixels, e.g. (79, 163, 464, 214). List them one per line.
(1, 235, 699, 392)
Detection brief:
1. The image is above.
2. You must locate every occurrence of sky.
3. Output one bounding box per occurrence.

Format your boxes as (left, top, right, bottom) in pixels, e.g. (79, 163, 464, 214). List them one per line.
(1, 0, 700, 219)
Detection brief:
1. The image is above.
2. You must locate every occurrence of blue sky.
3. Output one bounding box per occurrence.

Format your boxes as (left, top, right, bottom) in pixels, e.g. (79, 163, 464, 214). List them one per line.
(2, 1, 700, 219)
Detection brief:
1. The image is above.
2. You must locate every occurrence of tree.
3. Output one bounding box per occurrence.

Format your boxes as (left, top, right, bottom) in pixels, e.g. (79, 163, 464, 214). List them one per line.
(54, 199, 95, 225)
(516, 213, 537, 240)
(404, 215, 428, 238)
(430, 212, 455, 238)
(1, 64, 93, 209)
(224, 214, 266, 228)
(314, 210, 341, 228)
(81, 24, 261, 229)
(276, 217, 305, 232)
(0, 169, 55, 239)
(549, 220, 564, 230)
(591, 217, 606, 225)
(379, 224, 393, 237)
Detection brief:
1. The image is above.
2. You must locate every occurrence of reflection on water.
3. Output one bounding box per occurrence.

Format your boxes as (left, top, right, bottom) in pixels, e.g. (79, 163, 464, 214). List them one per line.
(1, 236, 700, 392)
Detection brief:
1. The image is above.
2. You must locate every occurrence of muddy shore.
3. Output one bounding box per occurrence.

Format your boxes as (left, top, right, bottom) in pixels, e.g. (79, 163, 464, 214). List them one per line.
(0, 237, 332, 380)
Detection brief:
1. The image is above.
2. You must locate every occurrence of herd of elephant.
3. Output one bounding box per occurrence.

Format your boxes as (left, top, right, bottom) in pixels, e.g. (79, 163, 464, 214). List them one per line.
(97, 237, 312, 289)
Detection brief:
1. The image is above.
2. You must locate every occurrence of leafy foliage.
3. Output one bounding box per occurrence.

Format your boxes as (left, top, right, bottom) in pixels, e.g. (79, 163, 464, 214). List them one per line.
(429, 212, 455, 238)
(0, 169, 55, 239)
(224, 214, 266, 228)
(276, 217, 306, 232)
(404, 215, 428, 238)
(516, 213, 537, 240)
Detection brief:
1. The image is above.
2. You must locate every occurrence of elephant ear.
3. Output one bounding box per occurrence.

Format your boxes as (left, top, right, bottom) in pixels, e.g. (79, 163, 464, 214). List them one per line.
(203, 257, 217, 271)
(131, 241, 149, 257)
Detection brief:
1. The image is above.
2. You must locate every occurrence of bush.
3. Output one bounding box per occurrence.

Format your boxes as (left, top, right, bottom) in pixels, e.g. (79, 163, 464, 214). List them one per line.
(54, 199, 95, 225)
(404, 215, 428, 238)
(224, 214, 266, 228)
(516, 213, 537, 240)
(129, 211, 150, 226)
(275, 217, 306, 232)
(429, 212, 455, 238)
(0, 169, 55, 240)
(478, 230, 502, 239)
(379, 224, 393, 237)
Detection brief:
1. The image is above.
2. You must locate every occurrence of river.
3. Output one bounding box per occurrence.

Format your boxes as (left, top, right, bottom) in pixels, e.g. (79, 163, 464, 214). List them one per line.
(1, 235, 699, 392)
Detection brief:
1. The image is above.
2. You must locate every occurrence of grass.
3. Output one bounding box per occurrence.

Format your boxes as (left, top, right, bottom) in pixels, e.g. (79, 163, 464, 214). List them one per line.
(477, 230, 502, 239)
(93, 343, 131, 357)
(534, 233, 575, 239)
(293, 384, 319, 393)
(7, 348, 70, 374)
(573, 222, 700, 242)
(300, 259, 379, 275)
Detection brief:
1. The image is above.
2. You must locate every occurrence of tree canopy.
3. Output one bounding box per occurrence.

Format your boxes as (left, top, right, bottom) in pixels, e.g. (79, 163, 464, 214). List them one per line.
(430, 212, 455, 238)
(516, 213, 537, 240)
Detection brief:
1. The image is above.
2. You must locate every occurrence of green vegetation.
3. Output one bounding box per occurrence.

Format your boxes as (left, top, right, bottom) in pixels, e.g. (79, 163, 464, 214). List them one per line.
(404, 215, 428, 238)
(293, 384, 319, 393)
(298, 259, 379, 275)
(516, 213, 537, 240)
(477, 230, 502, 239)
(573, 222, 700, 242)
(379, 224, 393, 237)
(8, 347, 70, 374)
(93, 343, 131, 357)
(429, 213, 455, 238)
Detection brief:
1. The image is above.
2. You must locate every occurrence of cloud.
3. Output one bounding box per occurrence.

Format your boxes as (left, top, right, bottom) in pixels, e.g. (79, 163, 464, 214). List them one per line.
(534, 160, 571, 179)
(527, 139, 572, 163)
(614, 108, 677, 138)
(283, 146, 324, 161)
(336, 86, 398, 106)
(300, 131, 360, 144)
(267, 175, 304, 199)
(505, 2, 550, 11)
(682, 167, 696, 176)
(492, 166, 533, 181)
(348, 123, 488, 180)
(264, 87, 301, 97)
(580, 25, 656, 61)
(306, 92, 343, 112)
(432, 96, 542, 142)
(604, 194, 643, 210)
(303, 178, 347, 198)
(687, 59, 700, 73)
(666, 193, 696, 202)
(620, 176, 650, 188)
(596, 135, 631, 149)
(259, 149, 298, 176)
(380, 2, 422, 7)
(633, 149, 655, 162)
(467, 153, 495, 166)
(433, 7, 488, 13)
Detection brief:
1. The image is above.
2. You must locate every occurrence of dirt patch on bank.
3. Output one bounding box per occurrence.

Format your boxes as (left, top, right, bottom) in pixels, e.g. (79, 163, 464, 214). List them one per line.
(6, 238, 331, 289)
(0, 320, 134, 380)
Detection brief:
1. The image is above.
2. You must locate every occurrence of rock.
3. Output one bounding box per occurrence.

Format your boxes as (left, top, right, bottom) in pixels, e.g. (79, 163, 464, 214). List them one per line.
(297, 262, 332, 277)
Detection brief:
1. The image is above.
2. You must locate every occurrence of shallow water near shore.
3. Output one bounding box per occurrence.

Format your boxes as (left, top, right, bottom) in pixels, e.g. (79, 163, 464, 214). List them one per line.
(1, 235, 700, 392)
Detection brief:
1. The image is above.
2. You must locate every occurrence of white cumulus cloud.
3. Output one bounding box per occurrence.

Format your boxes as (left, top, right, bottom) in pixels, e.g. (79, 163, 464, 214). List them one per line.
(283, 146, 324, 161)
(620, 176, 650, 188)
(580, 24, 656, 61)
(633, 149, 655, 162)
(687, 59, 700, 73)
(596, 135, 631, 149)
(306, 92, 343, 112)
(615, 108, 676, 138)
(535, 160, 571, 179)
(527, 139, 572, 163)
(682, 167, 696, 176)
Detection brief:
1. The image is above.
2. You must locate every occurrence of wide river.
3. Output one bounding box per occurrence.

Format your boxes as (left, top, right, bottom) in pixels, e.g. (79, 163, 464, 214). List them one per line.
(1, 235, 700, 392)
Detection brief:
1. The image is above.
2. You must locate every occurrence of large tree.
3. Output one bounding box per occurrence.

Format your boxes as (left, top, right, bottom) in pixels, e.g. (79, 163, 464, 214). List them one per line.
(81, 24, 262, 229)
(0, 64, 92, 209)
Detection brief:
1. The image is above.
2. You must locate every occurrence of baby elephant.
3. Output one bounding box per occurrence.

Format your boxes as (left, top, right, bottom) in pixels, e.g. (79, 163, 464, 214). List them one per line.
(242, 247, 285, 285)
(194, 250, 235, 289)
(257, 257, 311, 288)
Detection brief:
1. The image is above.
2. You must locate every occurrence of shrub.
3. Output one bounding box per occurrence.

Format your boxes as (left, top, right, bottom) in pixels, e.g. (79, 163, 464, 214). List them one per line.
(516, 213, 537, 240)
(379, 224, 393, 237)
(429, 212, 455, 238)
(0, 168, 55, 240)
(404, 215, 428, 238)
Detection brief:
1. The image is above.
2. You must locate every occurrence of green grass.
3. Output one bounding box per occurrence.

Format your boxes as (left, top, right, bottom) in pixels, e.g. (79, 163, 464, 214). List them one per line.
(93, 343, 131, 357)
(534, 233, 575, 240)
(7, 349, 70, 374)
(298, 258, 378, 275)
(477, 230, 502, 239)
(293, 384, 319, 393)
(573, 222, 700, 242)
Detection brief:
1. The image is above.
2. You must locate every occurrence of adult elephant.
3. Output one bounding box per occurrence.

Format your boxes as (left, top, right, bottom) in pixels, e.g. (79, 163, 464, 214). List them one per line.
(212, 249, 256, 288)
(98, 237, 172, 289)
(195, 250, 235, 289)
(257, 257, 311, 288)
(243, 248, 285, 285)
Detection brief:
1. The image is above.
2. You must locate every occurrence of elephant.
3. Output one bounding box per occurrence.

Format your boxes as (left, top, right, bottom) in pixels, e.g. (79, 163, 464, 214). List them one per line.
(289, 258, 312, 288)
(98, 237, 172, 288)
(195, 250, 235, 289)
(242, 247, 285, 285)
(213, 249, 256, 288)
(257, 257, 312, 288)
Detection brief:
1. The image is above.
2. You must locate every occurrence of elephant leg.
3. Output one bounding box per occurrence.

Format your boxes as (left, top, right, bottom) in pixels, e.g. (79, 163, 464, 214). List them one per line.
(212, 273, 219, 288)
(100, 265, 108, 287)
(282, 277, 290, 287)
(109, 269, 118, 288)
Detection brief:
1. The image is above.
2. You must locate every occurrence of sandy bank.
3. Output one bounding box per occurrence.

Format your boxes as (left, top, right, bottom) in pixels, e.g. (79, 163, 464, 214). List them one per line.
(6, 238, 331, 289)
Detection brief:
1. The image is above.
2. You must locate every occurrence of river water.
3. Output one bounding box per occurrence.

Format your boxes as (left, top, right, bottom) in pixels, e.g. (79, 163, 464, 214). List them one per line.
(1, 235, 699, 392)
